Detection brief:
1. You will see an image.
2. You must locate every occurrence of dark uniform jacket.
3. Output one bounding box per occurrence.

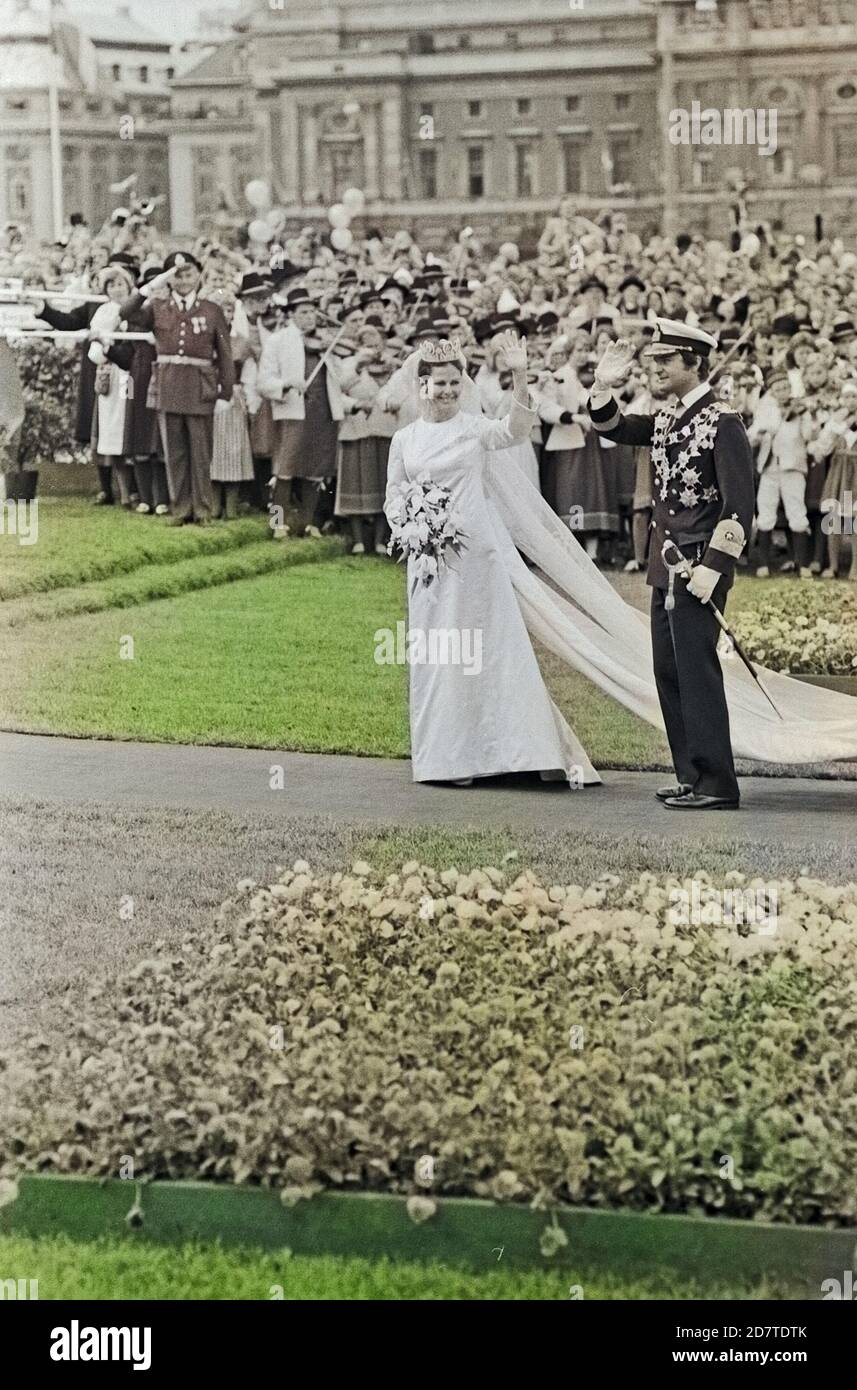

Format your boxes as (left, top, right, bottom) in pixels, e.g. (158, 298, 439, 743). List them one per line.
(589, 384, 755, 590)
(37, 301, 99, 444)
(120, 290, 234, 416)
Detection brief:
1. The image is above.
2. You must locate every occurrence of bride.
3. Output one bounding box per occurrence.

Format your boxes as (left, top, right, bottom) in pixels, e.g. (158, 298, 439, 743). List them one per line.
(384, 330, 600, 787)
(386, 332, 857, 786)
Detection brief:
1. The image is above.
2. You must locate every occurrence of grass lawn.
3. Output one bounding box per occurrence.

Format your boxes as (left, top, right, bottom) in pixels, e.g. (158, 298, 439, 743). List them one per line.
(3, 500, 852, 770)
(0, 497, 274, 600)
(0, 1233, 797, 1302)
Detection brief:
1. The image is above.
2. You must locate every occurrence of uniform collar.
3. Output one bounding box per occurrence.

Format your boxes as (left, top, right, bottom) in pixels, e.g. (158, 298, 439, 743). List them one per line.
(172, 290, 198, 311)
(679, 379, 711, 412)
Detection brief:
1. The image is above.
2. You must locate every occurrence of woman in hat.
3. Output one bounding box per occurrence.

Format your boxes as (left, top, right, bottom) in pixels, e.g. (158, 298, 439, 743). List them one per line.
(334, 323, 396, 554)
(207, 288, 254, 519)
(86, 262, 138, 508)
(811, 377, 857, 580)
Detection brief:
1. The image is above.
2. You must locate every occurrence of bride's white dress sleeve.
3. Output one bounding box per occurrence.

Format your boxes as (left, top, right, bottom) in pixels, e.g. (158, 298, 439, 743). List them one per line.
(384, 431, 406, 527)
(477, 396, 538, 451)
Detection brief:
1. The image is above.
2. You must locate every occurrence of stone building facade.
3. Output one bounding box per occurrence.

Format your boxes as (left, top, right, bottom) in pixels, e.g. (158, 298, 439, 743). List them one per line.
(168, 0, 857, 246)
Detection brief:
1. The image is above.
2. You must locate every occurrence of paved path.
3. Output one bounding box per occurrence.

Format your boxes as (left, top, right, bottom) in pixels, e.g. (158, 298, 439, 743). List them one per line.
(2, 731, 855, 851)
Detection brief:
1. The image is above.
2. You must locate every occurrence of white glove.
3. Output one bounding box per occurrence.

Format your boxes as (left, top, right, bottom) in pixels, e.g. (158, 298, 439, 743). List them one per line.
(87, 341, 107, 366)
(214, 397, 231, 415)
(593, 338, 637, 391)
(686, 563, 720, 603)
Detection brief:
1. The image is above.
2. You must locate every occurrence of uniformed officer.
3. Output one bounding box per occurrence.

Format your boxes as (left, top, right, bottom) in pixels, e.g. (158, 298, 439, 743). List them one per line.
(588, 318, 755, 810)
(120, 252, 234, 524)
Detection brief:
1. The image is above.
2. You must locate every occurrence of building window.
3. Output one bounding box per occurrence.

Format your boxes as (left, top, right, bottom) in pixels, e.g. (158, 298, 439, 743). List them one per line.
(458, 34, 472, 49)
(768, 142, 794, 182)
(834, 127, 857, 177)
(468, 100, 482, 119)
(419, 147, 438, 198)
(139, 66, 149, 84)
(167, 66, 175, 81)
(515, 142, 537, 197)
(614, 93, 630, 112)
(565, 95, 579, 112)
(420, 102, 434, 118)
(562, 142, 584, 193)
(409, 32, 435, 53)
(505, 30, 520, 48)
(608, 136, 635, 187)
(692, 155, 716, 188)
(516, 97, 531, 116)
(111, 64, 121, 82)
(837, 81, 857, 100)
(467, 144, 485, 197)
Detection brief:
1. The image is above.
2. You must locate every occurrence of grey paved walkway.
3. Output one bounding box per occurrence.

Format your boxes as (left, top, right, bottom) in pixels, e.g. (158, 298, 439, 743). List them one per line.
(2, 731, 855, 851)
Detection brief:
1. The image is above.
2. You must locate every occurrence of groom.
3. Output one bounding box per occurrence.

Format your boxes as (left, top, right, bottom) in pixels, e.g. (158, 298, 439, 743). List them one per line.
(588, 319, 755, 810)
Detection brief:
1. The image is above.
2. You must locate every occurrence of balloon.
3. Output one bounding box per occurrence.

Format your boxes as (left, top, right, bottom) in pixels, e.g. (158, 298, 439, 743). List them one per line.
(330, 227, 354, 251)
(328, 203, 351, 229)
(342, 187, 365, 213)
(244, 179, 271, 211)
(496, 288, 520, 313)
(739, 232, 761, 258)
(499, 241, 519, 263)
(248, 219, 273, 243)
(265, 205, 287, 228)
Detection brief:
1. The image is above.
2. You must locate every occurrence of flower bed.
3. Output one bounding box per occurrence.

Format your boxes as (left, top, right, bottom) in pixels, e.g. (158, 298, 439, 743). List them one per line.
(731, 583, 857, 675)
(2, 861, 856, 1226)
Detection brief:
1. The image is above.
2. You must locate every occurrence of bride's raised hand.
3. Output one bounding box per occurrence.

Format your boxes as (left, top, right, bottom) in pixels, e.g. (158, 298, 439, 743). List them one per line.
(594, 338, 636, 390)
(496, 329, 527, 373)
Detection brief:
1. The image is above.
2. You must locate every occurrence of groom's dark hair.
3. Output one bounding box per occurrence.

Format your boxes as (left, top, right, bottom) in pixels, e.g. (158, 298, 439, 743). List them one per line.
(677, 349, 707, 379)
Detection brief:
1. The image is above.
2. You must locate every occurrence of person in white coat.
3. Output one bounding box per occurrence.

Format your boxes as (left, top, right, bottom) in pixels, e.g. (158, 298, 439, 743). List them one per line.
(86, 264, 137, 507)
(748, 370, 814, 577)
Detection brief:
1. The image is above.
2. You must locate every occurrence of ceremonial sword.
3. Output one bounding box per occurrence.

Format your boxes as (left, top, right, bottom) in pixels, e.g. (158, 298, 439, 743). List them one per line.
(661, 539, 785, 721)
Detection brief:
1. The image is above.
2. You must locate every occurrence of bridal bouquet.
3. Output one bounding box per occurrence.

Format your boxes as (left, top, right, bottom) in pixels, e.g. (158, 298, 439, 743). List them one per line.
(386, 480, 467, 589)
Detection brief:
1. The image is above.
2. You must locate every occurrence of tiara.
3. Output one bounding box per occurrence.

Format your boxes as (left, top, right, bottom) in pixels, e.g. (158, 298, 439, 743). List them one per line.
(419, 336, 464, 363)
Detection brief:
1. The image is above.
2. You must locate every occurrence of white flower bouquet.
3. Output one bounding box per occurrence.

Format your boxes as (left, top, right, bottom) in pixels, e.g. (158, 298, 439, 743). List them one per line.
(386, 479, 467, 590)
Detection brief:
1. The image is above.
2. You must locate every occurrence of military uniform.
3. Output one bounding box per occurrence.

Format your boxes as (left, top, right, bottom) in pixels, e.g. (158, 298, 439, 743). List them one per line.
(589, 326, 755, 805)
(121, 285, 234, 521)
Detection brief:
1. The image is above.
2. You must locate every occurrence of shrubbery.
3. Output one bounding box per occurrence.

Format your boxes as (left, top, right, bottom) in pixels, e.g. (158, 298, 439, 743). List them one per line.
(2, 860, 856, 1225)
(12, 339, 87, 469)
(732, 583, 857, 675)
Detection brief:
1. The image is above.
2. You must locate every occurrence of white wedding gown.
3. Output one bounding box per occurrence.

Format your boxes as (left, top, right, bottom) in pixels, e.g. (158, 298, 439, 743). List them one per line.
(386, 404, 600, 784)
(386, 357, 857, 781)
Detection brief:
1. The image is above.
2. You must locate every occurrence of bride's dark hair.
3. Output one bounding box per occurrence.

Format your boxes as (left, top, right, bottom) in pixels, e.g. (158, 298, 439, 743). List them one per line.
(417, 356, 464, 377)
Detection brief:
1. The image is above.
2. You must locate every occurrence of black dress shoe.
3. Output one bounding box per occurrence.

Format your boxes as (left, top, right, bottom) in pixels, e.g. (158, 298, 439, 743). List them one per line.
(655, 783, 692, 802)
(663, 793, 740, 811)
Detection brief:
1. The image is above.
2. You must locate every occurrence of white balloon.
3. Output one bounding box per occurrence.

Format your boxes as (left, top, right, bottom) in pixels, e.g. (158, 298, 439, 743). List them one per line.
(265, 206, 287, 228)
(330, 226, 354, 251)
(328, 203, 351, 229)
(245, 179, 271, 211)
(342, 187, 366, 213)
(248, 218, 273, 243)
(739, 232, 761, 258)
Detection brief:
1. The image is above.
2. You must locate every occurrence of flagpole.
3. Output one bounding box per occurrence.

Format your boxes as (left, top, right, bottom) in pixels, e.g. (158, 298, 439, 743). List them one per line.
(47, 0, 64, 240)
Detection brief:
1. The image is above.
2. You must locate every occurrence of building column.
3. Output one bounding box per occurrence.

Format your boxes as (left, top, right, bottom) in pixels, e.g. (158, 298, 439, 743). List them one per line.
(168, 137, 194, 235)
(381, 91, 403, 201)
(363, 103, 380, 201)
(301, 104, 320, 203)
(658, 48, 679, 237)
(279, 89, 300, 204)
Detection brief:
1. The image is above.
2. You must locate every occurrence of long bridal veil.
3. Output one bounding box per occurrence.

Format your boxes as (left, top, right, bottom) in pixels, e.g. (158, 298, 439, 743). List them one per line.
(398, 350, 857, 765)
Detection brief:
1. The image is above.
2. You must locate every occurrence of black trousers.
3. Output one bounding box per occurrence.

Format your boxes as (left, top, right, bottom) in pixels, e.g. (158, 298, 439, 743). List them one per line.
(160, 412, 214, 521)
(650, 577, 739, 801)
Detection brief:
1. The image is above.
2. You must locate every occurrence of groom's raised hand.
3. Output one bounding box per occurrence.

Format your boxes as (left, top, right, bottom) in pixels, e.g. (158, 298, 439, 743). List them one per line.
(594, 338, 637, 392)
